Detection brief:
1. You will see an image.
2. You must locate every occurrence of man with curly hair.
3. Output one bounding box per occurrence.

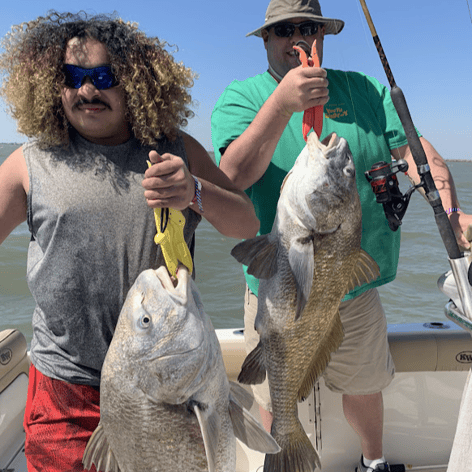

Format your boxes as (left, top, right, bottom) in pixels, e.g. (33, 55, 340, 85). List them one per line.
(0, 12, 259, 472)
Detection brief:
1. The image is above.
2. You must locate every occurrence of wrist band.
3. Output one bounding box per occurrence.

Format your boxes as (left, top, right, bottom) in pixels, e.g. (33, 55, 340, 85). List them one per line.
(189, 175, 204, 213)
(446, 207, 461, 215)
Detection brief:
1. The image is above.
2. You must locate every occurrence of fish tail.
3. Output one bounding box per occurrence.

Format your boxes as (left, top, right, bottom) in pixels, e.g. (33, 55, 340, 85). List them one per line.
(264, 420, 321, 472)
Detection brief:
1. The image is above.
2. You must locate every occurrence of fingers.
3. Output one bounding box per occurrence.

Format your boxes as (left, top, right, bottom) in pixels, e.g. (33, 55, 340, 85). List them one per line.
(299, 67, 329, 104)
(450, 214, 472, 250)
(143, 189, 183, 209)
(148, 150, 162, 164)
(459, 235, 471, 251)
(143, 151, 194, 210)
(454, 228, 471, 251)
(457, 226, 472, 251)
(307, 82, 329, 107)
(277, 66, 329, 114)
(144, 152, 183, 181)
(300, 65, 328, 79)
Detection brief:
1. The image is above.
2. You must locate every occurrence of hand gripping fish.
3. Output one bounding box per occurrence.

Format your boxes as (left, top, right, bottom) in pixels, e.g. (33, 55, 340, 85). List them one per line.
(147, 160, 193, 276)
(293, 40, 324, 141)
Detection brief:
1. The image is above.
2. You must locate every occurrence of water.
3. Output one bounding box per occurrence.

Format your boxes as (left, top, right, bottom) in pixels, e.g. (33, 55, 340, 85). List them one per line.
(0, 143, 471, 345)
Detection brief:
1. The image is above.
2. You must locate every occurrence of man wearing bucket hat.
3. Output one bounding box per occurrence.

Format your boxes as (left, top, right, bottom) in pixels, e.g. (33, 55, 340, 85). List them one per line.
(211, 0, 472, 471)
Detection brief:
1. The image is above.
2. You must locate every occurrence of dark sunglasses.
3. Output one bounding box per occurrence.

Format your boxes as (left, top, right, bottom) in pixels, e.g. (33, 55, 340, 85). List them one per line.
(271, 21, 323, 38)
(63, 64, 119, 90)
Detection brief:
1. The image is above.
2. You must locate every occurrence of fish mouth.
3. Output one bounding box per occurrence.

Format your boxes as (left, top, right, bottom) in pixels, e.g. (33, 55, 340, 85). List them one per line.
(320, 132, 340, 154)
(155, 264, 189, 301)
(152, 265, 205, 358)
(303, 132, 342, 171)
(318, 133, 355, 178)
(155, 340, 205, 361)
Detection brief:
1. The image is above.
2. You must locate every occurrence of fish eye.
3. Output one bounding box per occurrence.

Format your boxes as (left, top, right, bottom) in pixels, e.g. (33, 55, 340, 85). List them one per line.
(138, 313, 152, 329)
(343, 166, 355, 177)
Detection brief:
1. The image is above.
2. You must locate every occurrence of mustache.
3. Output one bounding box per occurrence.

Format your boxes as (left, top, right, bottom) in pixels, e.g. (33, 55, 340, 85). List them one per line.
(73, 98, 111, 110)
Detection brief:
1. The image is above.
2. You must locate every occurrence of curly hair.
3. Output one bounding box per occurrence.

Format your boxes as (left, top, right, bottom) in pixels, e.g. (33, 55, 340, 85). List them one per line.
(0, 11, 196, 147)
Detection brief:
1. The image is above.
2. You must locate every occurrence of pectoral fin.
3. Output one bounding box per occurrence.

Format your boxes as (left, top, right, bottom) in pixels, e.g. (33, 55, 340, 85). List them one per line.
(194, 403, 220, 472)
(82, 422, 120, 472)
(237, 341, 266, 385)
(288, 238, 315, 320)
(345, 250, 381, 294)
(228, 387, 280, 454)
(229, 381, 254, 411)
(231, 235, 278, 279)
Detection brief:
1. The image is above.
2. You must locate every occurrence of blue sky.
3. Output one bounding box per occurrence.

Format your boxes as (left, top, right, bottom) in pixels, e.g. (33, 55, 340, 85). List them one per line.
(0, 0, 471, 160)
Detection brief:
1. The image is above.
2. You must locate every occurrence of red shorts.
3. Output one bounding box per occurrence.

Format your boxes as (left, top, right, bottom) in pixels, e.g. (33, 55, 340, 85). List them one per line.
(24, 364, 99, 472)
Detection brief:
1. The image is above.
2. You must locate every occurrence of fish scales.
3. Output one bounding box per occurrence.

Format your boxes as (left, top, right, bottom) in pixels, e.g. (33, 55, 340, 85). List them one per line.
(99, 387, 209, 471)
(83, 265, 280, 472)
(232, 132, 380, 472)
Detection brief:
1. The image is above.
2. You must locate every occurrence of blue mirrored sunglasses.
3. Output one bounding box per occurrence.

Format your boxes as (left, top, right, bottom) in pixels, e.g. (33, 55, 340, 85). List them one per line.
(63, 64, 119, 90)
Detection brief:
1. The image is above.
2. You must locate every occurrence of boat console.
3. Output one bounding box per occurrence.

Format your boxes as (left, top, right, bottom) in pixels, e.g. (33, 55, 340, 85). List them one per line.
(0, 329, 29, 472)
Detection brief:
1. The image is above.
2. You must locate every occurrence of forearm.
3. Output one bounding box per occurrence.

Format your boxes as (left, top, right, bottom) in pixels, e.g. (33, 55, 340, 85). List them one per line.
(192, 179, 259, 239)
(0, 148, 28, 245)
(144, 132, 260, 239)
(220, 90, 292, 191)
(403, 138, 460, 211)
(400, 138, 471, 249)
(218, 66, 329, 191)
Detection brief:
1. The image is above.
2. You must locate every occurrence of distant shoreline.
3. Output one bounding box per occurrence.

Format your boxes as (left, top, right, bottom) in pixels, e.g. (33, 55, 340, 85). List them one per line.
(210, 152, 472, 163)
(0, 144, 469, 163)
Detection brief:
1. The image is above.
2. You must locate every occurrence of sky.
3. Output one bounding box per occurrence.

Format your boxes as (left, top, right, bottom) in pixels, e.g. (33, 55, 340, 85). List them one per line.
(0, 0, 471, 160)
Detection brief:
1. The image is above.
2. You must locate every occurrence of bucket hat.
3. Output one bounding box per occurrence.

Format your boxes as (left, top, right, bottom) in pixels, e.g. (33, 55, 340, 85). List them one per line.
(247, 0, 344, 37)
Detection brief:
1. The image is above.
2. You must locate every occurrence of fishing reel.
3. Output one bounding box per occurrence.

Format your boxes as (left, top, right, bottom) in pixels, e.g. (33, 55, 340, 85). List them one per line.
(365, 159, 416, 232)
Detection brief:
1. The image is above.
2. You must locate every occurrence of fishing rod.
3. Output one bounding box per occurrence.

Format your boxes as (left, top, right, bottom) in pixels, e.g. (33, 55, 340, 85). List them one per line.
(358, 0, 472, 327)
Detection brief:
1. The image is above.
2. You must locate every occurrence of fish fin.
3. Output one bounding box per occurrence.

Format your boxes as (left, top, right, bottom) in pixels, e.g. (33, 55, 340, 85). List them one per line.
(266, 418, 321, 472)
(237, 341, 267, 385)
(231, 235, 278, 279)
(229, 381, 254, 410)
(194, 403, 219, 472)
(345, 250, 381, 293)
(288, 240, 315, 320)
(298, 310, 344, 401)
(82, 422, 121, 472)
(228, 392, 280, 454)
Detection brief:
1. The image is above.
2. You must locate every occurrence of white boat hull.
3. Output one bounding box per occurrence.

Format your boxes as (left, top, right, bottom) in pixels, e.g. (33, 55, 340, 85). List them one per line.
(1, 320, 471, 472)
(219, 322, 471, 472)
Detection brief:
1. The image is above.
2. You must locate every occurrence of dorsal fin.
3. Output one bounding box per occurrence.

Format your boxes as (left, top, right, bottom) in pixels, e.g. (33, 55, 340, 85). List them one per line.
(297, 310, 344, 401)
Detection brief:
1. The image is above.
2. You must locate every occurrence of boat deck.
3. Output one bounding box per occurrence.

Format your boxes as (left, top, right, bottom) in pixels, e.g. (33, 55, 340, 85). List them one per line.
(1, 320, 471, 472)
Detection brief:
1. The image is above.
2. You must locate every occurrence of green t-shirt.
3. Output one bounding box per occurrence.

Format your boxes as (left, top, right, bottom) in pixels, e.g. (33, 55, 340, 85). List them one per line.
(212, 69, 414, 300)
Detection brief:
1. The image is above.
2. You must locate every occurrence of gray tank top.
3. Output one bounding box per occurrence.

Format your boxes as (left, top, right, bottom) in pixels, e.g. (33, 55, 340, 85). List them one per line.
(24, 131, 201, 386)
